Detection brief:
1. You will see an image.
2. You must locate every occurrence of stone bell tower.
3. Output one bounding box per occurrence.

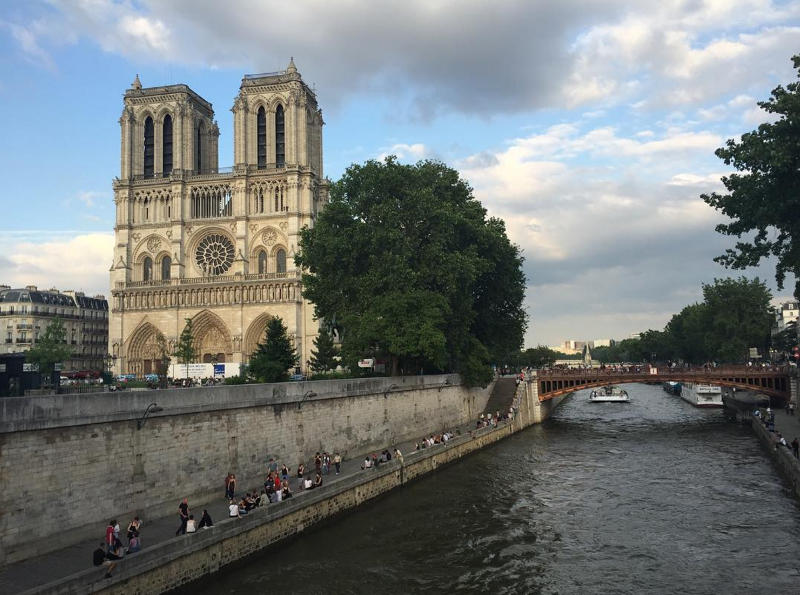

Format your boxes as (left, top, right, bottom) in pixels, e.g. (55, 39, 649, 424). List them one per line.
(109, 61, 327, 378)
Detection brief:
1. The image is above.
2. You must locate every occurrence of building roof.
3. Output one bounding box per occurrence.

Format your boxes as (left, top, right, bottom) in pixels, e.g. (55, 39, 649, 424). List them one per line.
(0, 288, 108, 310)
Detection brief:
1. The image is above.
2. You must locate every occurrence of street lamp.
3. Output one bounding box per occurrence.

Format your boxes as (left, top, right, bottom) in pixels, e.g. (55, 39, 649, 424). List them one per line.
(104, 354, 117, 385)
(298, 390, 317, 410)
(137, 402, 163, 430)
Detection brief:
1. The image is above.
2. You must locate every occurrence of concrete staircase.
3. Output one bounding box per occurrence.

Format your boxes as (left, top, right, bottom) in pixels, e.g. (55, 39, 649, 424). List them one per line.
(483, 377, 518, 415)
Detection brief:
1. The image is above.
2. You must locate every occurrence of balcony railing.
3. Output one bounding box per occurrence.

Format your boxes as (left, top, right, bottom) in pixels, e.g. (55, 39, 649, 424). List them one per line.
(16, 338, 31, 344)
(116, 271, 298, 289)
(16, 324, 33, 330)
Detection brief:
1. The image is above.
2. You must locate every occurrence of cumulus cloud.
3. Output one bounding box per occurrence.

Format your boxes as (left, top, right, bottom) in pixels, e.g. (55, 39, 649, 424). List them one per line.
(9, 0, 798, 115)
(0, 233, 114, 296)
(456, 122, 785, 344)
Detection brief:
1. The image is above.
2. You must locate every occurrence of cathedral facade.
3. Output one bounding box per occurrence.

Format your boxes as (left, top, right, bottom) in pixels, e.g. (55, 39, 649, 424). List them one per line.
(109, 59, 326, 376)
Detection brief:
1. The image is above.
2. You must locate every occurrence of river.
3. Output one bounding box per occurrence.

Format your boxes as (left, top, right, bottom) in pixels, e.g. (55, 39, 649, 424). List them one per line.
(195, 384, 800, 595)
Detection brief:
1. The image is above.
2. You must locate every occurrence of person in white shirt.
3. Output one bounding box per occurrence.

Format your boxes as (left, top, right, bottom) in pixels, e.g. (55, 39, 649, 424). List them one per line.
(228, 500, 240, 518)
(186, 515, 197, 533)
(303, 477, 314, 490)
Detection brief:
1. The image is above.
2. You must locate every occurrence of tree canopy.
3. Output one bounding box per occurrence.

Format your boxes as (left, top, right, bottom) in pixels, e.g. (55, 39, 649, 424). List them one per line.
(702, 54, 800, 297)
(249, 316, 298, 383)
(296, 157, 527, 386)
(25, 317, 72, 384)
(517, 277, 774, 366)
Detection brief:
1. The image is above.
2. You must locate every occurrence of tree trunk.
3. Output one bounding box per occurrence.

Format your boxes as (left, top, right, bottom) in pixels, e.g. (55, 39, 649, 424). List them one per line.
(391, 355, 399, 377)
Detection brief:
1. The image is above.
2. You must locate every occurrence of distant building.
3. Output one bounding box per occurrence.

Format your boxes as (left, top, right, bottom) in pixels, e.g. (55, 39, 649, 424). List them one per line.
(0, 285, 109, 371)
(628, 333, 641, 340)
(593, 339, 614, 348)
(773, 300, 799, 335)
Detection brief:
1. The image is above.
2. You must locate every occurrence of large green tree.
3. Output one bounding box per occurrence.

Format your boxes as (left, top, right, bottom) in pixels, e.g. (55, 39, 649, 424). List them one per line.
(702, 55, 800, 296)
(296, 157, 527, 386)
(701, 277, 773, 362)
(249, 317, 298, 383)
(26, 317, 72, 386)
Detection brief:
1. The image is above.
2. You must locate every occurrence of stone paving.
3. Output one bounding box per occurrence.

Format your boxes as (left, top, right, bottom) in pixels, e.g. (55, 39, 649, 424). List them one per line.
(0, 416, 497, 594)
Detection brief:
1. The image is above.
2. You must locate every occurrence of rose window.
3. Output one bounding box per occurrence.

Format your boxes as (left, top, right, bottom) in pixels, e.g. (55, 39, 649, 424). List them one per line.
(195, 234, 235, 276)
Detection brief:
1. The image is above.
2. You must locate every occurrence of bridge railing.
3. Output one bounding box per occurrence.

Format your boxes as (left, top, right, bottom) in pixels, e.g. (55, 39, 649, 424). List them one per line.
(536, 365, 794, 378)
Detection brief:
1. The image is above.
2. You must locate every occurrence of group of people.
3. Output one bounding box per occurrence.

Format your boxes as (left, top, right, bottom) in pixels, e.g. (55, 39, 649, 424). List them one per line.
(93, 516, 144, 578)
(361, 448, 403, 469)
(93, 399, 522, 579)
(753, 406, 800, 458)
(477, 408, 513, 429)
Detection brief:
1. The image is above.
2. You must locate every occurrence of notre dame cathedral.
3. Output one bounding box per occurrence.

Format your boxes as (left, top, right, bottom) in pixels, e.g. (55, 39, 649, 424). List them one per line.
(109, 59, 326, 376)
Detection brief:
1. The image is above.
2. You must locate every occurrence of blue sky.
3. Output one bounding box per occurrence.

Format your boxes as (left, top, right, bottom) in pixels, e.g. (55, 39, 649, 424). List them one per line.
(1, 0, 800, 346)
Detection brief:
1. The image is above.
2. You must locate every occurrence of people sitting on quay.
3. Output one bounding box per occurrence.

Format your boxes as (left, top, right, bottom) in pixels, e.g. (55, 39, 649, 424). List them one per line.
(186, 515, 197, 533)
(199, 509, 213, 529)
(303, 476, 314, 490)
(93, 543, 117, 579)
(229, 499, 241, 518)
(314, 472, 323, 488)
(127, 531, 141, 553)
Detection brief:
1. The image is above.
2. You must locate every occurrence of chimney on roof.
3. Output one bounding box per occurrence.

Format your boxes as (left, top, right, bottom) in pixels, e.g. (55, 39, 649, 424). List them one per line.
(26, 285, 38, 291)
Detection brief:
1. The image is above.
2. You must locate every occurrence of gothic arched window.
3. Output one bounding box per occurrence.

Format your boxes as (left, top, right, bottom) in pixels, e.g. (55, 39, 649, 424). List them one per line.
(196, 121, 204, 173)
(143, 116, 154, 179)
(163, 115, 173, 176)
(257, 107, 267, 169)
(258, 250, 267, 274)
(275, 105, 285, 167)
(161, 255, 171, 280)
(276, 248, 287, 274)
(143, 257, 153, 281)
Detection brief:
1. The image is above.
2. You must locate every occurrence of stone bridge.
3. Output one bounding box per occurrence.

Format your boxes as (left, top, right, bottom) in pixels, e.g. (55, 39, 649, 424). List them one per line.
(534, 366, 795, 401)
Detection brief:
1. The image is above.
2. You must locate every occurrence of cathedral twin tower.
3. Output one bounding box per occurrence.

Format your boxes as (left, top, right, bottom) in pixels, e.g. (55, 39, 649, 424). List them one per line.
(109, 59, 326, 376)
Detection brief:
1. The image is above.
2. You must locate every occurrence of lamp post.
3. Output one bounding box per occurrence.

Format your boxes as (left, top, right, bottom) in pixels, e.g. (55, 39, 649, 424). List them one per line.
(104, 354, 117, 385)
(137, 403, 163, 430)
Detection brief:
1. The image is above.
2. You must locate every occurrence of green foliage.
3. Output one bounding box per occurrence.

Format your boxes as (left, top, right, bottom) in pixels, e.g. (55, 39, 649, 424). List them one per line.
(174, 318, 197, 365)
(26, 317, 72, 384)
(701, 277, 773, 362)
(772, 322, 798, 356)
(295, 157, 527, 387)
(309, 326, 339, 372)
(517, 345, 560, 368)
(249, 317, 298, 383)
(224, 364, 250, 385)
(702, 55, 800, 297)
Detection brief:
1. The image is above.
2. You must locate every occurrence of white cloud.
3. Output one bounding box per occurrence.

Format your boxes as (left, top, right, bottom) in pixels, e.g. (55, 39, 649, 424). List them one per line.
(9, 0, 794, 116)
(2, 20, 55, 70)
(0, 233, 114, 296)
(377, 143, 428, 161)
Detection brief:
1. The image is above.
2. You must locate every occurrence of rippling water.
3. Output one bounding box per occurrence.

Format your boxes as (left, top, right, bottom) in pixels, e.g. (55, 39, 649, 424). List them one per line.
(196, 384, 800, 595)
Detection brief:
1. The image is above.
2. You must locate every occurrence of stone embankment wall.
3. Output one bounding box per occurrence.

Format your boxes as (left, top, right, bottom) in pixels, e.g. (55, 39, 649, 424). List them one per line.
(750, 415, 800, 499)
(0, 375, 491, 566)
(17, 389, 532, 595)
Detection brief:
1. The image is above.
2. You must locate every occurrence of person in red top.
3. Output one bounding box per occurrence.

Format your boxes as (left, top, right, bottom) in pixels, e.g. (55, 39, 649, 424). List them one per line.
(105, 521, 115, 553)
(273, 473, 281, 492)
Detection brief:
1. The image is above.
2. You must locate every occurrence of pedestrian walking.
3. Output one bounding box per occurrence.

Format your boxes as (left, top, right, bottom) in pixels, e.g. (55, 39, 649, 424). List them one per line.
(333, 452, 341, 475)
(175, 498, 189, 536)
(268, 458, 278, 475)
(790, 402, 795, 416)
(281, 463, 290, 482)
(314, 452, 322, 475)
(225, 473, 236, 500)
(792, 438, 799, 459)
(126, 516, 141, 545)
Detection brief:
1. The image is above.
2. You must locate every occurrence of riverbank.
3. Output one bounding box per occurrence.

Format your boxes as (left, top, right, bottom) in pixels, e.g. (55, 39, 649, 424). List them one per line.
(749, 407, 800, 499)
(12, 407, 531, 595)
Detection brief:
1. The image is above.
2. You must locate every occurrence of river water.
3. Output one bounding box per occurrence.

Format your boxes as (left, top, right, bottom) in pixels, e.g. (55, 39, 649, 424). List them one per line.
(196, 384, 800, 595)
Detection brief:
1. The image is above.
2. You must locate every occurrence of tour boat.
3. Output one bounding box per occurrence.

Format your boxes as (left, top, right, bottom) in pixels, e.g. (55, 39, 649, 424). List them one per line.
(589, 386, 630, 403)
(680, 383, 723, 408)
(662, 381, 682, 395)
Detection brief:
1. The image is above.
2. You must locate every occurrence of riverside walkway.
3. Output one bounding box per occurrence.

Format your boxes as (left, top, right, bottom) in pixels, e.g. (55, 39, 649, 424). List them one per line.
(0, 415, 498, 595)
